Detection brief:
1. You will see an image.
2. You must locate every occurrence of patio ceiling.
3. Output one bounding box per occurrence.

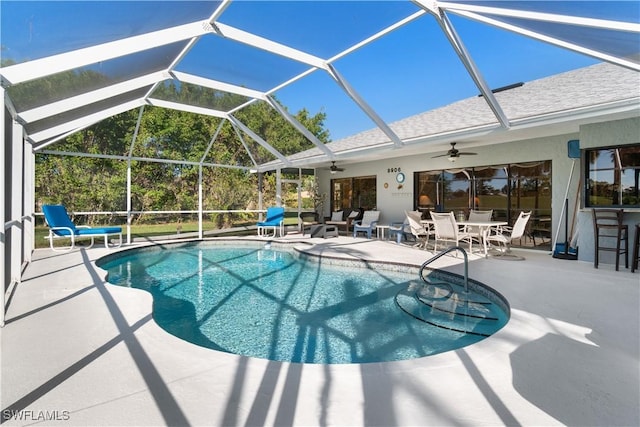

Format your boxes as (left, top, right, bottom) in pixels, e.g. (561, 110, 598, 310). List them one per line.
(1, 1, 639, 172)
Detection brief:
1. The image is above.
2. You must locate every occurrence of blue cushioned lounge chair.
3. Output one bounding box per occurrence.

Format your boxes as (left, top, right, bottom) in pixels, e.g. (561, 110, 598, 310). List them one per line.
(42, 205, 123, 252)
(257, 206, 285, 238)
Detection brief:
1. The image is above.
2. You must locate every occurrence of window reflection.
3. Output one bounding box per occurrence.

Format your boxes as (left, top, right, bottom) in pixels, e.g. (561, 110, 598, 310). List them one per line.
(330, 176, 376, 212)
(586, 144, 640, 207)
(414, 160, 552, 232)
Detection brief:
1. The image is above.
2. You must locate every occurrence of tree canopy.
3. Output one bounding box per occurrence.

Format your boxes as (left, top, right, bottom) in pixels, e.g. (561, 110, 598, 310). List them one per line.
(35, 88, 329, 227)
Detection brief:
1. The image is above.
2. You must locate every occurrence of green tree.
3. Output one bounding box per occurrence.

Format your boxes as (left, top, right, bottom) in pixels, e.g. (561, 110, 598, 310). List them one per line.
(35, 86, 329, 228)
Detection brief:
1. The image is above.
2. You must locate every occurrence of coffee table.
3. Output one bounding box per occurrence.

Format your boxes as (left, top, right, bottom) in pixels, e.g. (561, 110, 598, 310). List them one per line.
(376, 224, 390, 239)
(307, 224, 338, 238)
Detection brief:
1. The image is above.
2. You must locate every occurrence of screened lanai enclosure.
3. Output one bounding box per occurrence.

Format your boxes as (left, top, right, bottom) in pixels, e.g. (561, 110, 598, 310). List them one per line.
(2, 1, 639, 325)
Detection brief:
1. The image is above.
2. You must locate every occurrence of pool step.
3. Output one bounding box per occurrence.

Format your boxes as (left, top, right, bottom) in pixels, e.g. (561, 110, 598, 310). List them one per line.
(394, 285, 500, 337)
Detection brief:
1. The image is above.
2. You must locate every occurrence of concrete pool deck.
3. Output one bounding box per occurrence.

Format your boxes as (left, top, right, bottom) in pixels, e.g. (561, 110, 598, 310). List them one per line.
(1, 235, 639, 426)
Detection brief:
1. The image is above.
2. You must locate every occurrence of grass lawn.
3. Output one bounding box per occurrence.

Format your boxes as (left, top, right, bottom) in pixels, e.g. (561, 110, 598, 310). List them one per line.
(34, 217, 300, 249)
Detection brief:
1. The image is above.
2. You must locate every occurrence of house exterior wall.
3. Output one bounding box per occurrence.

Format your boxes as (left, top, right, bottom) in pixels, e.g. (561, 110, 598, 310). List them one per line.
(317, 116, 640, 267)
(319, 133, 578, 235)
(576, 117, 640, 265)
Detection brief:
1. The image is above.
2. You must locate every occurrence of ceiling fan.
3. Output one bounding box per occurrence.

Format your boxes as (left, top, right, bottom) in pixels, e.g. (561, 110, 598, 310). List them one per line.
(432, 142, 477, 162)
(328, 161, 345, 174)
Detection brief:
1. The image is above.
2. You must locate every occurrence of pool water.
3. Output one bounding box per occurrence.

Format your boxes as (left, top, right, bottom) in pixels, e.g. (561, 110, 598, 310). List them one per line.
(97, 243, 508, 364)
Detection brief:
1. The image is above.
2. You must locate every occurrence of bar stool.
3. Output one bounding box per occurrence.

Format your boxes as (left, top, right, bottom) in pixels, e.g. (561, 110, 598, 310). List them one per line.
(632, 223, 640, 273)
(592, 209, 628, 271)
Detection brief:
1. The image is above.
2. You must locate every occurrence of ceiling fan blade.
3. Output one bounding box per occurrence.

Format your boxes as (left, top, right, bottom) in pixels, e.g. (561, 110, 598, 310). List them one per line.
(458, 152, 477, 156)
(327, 161, 345, 172)
(431, 153, 449, 158)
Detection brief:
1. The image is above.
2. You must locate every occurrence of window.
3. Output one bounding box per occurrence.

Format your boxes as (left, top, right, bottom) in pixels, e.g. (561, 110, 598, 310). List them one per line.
(585, 144, 640, 207)
(414, 160, 551, 228)
(475, 166, 509, 221)
(442, 170, 471, 213)
(510, 162, 552, 238)
(330, 176, 376, 212)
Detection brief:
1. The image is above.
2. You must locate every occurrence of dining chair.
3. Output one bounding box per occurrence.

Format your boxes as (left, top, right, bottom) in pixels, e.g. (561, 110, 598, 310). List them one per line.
(405, 210, 432, 249)
(486, 211, 531, 259)
(429, 211, 473, 252)
(465, 209, 493, 244)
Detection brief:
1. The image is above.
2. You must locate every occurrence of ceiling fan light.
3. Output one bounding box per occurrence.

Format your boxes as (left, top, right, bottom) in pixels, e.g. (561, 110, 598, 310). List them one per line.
(330, 169, 337, 174)
(448, 155, 457, 162)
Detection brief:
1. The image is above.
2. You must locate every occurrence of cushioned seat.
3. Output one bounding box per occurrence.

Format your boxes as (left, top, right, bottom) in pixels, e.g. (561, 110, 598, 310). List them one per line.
(326, 209, 360, 234)
(299, 211, 319, 235)
(42, 204, 123, 252)
(257, 206, 285, 238)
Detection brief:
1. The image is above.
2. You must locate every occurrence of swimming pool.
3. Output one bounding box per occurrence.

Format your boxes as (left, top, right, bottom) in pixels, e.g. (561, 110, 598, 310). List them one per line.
(97, 241, 509, 364)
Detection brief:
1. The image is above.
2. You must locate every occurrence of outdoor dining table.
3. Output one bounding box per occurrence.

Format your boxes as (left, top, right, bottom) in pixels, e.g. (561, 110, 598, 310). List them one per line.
(421, 219, 508, 257)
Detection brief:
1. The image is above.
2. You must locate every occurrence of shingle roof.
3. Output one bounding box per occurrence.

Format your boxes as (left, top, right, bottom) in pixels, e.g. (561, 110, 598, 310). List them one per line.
(283, 62, 640, 164)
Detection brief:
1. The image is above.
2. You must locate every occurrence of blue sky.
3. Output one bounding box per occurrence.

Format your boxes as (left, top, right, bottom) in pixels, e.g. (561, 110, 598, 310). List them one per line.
(1, 1, 636, 141)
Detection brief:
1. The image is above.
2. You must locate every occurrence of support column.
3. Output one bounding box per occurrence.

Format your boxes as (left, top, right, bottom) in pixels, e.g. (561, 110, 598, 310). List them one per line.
(258, 173, 264, 221)
(1, 88, 6, 327)
(126, 160, 132, 245)
(276, 168, 282, 207)
(10, 119, 24, 293)
(23, 142, 35, 262)
(126, 106, 144, 245)
(198, 165, 203, 239)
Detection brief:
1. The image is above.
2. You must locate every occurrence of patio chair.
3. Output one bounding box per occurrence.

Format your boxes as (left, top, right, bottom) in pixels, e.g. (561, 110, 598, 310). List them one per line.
(592, 208, 628, 271)
(326, 209, 360, 234)
(405, 210, 432, 249)
(465, 209, 493, 243)
(389, 212, 419, 244)
(430, 211, 473, 252)
(299, 211, 319, 235)
(486, 211, 531, 259)
(257, 206, 285, 238)
(353, 210, 380, 239)
(42, 204, 122, 252)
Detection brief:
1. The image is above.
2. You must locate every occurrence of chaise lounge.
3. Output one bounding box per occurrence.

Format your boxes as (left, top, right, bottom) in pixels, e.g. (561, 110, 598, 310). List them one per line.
(42, 204, 123, 252)
(257, 206, 285, 238)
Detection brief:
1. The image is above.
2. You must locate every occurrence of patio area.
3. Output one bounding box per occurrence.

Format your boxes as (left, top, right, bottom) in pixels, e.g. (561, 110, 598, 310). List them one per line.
(1, 235, 638, 426)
